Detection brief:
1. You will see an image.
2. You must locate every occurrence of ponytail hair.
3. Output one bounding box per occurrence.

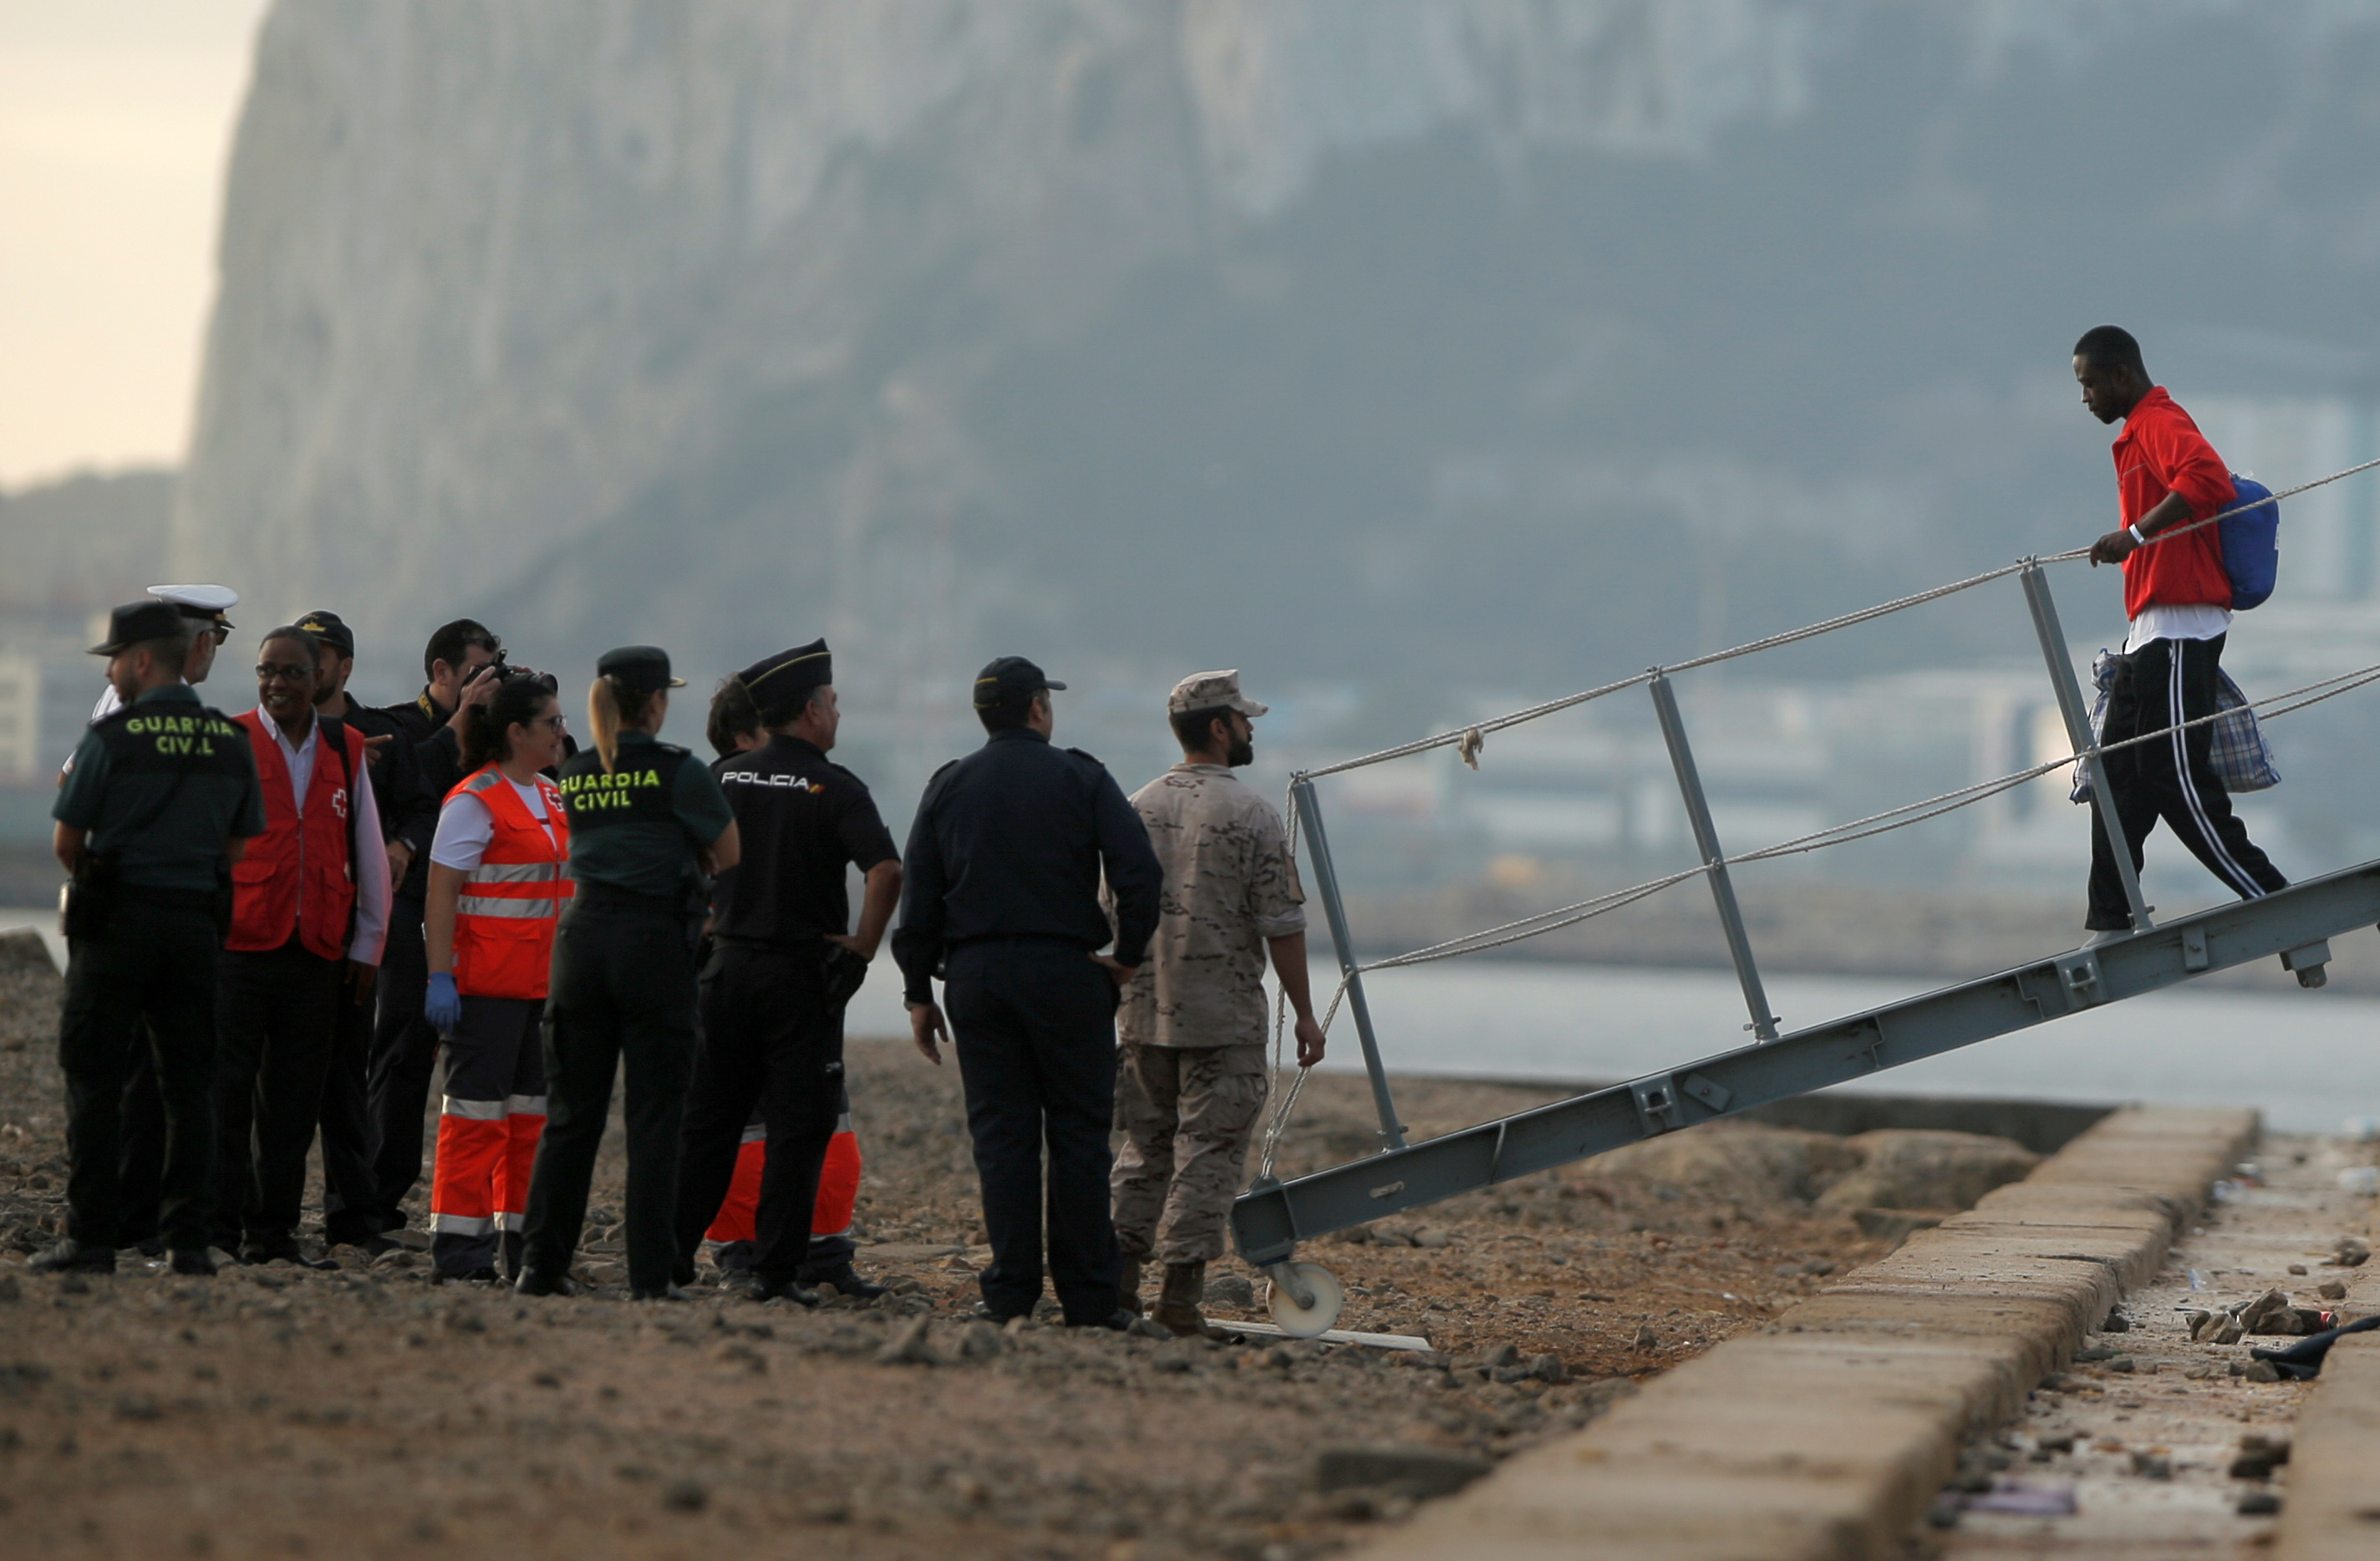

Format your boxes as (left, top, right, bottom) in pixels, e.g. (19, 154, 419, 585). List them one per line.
(587, 674, 659, 775)
(460, 676, 555, 774)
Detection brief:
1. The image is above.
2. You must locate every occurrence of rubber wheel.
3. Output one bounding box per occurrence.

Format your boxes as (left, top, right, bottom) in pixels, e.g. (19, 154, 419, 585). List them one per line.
(1266, 1261, 1345, 1339)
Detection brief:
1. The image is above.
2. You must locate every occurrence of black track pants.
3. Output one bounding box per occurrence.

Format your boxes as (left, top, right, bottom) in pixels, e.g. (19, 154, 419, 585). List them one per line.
(2087, 633, 2288, 930)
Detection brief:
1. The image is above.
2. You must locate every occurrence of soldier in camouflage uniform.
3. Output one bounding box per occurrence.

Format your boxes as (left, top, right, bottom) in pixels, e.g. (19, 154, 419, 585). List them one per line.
(1112, 671, 1326, 1335)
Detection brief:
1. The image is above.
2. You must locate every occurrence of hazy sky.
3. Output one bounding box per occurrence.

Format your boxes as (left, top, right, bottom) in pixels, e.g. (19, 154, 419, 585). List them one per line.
(0, 0, 267, 489)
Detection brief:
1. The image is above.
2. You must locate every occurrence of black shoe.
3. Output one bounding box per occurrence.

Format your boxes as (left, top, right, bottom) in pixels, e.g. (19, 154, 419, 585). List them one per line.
(334, 1234, 401, 1258)
(131, 1238, 167, 1259)
(801, 1262, 887, 1300)
(1064, 1308, 1136, 1332)
(629, 1283, 690, 1302)
(435, 1267, 501, 1286)
(969, 1301, 1030, 1325)
(515, 1269, 581, 1298)
(241, 1243, 338, 1271)
(168, 1248, 221, 1276)
(29, 1239, 115, 1275)
(725, 1273, 823, 1306)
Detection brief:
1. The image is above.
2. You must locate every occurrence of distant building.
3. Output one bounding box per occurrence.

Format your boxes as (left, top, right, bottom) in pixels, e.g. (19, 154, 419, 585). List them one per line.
(0, 654, 38, 781)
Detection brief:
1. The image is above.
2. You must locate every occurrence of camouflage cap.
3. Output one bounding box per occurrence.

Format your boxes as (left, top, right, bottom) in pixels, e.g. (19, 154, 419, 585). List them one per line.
(1167, 669, 1268, 718)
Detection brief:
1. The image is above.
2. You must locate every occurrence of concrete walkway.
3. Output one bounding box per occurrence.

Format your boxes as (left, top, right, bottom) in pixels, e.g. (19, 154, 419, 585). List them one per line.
(1930, 1131, 2370, 1557)
(2275, 1331, 2380, 1561)
(1353, 1106, 2257, 1561)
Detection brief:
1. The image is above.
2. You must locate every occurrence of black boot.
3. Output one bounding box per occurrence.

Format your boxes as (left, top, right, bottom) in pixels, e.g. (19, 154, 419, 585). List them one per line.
(29, 1238, 115, 1275)
(799, 1260, 886, 1300)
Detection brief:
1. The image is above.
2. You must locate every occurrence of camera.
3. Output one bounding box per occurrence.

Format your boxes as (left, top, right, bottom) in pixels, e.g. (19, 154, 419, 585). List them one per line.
(475, 653, 558, 694)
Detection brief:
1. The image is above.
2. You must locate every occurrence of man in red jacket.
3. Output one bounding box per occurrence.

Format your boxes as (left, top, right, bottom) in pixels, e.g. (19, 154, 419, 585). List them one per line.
(2074, 325, 2287, 937)
(212, 625, 392, 1263)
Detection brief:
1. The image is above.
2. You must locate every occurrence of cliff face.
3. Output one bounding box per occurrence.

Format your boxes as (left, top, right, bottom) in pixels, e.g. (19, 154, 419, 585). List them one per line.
(177, 0, 2380, 725)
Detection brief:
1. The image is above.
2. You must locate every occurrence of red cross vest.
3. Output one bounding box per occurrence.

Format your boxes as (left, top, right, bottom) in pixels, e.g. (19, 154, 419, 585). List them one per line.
(226, 710, 367, 960)
(445, 765, 572, 1000)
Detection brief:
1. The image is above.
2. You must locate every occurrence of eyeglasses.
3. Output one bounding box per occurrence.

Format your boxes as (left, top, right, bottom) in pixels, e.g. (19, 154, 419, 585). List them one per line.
(529, 714, 568, 730)
(256, 663, 316, 684)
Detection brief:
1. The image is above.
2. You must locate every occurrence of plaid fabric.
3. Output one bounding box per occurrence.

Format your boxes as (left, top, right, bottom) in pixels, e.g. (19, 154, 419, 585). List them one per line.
(2070, 648, 2279, 802)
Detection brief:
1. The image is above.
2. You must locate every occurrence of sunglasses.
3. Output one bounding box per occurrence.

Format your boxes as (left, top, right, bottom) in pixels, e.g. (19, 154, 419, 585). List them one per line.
(255, 663, 316, 684)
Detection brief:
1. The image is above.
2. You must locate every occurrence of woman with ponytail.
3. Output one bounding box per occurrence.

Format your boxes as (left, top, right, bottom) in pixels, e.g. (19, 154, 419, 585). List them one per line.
(516, 646, 737, 1301)
(421, 674, 572, 1283)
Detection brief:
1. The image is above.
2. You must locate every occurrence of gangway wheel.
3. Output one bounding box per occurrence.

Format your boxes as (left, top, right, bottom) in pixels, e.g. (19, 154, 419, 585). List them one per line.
(1265, 1260, 1345, 1338)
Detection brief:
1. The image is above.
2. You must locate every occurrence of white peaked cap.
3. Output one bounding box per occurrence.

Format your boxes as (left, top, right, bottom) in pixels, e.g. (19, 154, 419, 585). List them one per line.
(145, 583, 239, 613)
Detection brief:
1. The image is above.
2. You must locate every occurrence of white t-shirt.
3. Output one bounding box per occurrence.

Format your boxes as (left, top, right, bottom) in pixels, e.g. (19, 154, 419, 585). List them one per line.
(430, 778, 559, 871)
(2126, 602, 2231, 653)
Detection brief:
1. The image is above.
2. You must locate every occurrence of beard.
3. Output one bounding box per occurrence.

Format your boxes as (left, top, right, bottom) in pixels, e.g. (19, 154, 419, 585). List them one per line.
(1226, 734, 1254, 767)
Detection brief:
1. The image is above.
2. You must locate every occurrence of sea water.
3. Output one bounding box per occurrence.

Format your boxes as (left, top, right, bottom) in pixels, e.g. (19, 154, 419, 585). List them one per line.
(7, 908, 2370, 1134)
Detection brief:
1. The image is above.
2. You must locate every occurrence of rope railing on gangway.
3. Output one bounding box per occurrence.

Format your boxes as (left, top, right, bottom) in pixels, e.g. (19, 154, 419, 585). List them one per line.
(1299, 453, 2380, 781)
(1254, 450, 2380, 1177)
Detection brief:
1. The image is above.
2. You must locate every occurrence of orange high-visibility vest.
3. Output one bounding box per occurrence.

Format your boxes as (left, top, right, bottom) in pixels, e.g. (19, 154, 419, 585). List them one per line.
(445, 765, 572, 999)
(226, 710, 367, 960)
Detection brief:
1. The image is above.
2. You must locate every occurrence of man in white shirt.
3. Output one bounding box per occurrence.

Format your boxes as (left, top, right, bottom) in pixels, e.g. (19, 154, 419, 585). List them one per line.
(75, 583, 236, 730)
(211, 625, 391, 1264)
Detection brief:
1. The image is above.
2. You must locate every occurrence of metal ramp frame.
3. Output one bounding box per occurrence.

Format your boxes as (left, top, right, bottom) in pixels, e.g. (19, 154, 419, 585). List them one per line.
(1228, 550, 2380, 1335)
(1232, 857, 2369, 1275)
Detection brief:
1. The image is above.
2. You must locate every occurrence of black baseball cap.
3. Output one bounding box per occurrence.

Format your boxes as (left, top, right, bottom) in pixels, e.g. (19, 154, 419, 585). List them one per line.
(296, 609, 354, 658)
(91, 601, 186, 656)
(597, 645, 689, 693)
(974, 655, 1065, 709)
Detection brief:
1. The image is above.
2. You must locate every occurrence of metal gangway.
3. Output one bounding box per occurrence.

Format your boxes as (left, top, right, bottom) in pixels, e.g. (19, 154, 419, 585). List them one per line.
(1233, 460, 2380, 1337)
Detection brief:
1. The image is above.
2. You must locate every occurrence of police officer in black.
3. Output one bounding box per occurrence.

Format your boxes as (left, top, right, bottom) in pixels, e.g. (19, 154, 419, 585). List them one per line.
(41, 602, 266, 1274)
(894, 656, 1162, 1329)
(300, 609, 432, 1253)
(516, 647, 739, 1299)
(672, 638, 903, 1303)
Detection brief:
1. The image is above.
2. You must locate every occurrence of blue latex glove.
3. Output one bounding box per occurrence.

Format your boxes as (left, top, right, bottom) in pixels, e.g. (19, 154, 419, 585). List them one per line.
(425, 971, 462, 1035)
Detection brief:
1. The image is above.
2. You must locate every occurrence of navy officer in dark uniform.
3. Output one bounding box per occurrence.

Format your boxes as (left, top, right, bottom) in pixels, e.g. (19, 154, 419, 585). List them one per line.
(41, 601, 265, 1274)
(894, 656, 1162, 1329)
(517, 646, 739, 1299)
(672, 638, 903, 1303)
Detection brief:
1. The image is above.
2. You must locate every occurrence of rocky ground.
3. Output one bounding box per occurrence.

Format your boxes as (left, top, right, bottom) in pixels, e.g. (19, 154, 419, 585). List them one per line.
(0, 951, 2042, 1560)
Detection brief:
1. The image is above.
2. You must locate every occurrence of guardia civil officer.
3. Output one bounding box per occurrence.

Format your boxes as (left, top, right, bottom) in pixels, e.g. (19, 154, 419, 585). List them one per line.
(73, 583, 239, 731)
(40, 602, 264, 1274)
(76, 582, 236, 1258)
(516, 648, 739, 1300)
(893, 657, 1162, 1329)
(671, 640, 902, 1304)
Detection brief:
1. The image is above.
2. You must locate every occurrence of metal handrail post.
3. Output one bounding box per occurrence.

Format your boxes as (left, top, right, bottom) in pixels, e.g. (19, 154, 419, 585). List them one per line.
(1647, 673, 1782, 1040)
(2021, 562, 2153, 931)
(1289, 776, 1406, 1150)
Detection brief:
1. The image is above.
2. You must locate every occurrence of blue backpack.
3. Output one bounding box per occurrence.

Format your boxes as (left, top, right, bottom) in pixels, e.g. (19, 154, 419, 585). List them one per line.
(2221, 475, 2280, 610)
